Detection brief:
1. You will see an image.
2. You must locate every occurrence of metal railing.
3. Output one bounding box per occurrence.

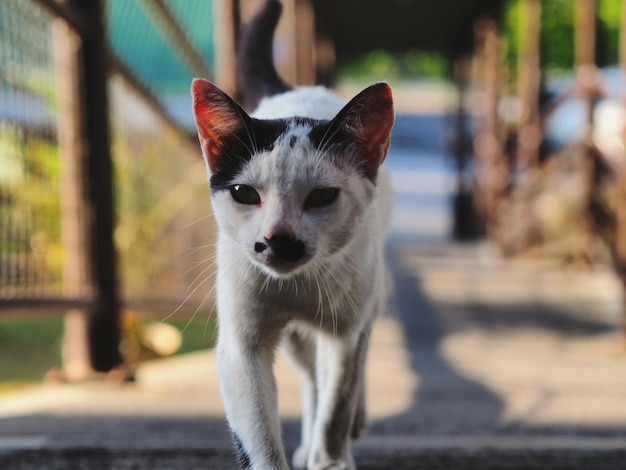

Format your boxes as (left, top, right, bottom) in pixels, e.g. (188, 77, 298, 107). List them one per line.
(0, 0, 219, 373)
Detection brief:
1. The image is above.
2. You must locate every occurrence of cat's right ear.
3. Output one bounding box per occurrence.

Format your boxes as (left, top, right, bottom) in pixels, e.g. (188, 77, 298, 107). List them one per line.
(191, 79, 251, 173)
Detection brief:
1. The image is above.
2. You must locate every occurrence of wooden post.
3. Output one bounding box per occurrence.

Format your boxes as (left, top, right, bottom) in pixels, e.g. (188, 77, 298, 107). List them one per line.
(214, 0, 239, 97)
(516, 0, 542, 172)
(472, 18, 506, 245)
(53, 18, 93, 381)
(452, 57, 475, 240)
(510, 0, 542, 254)
(294, 0, 315, 85)
(617, 0, 626, 337)
(72, 0, 122, 372)
(616, 165, 626, 330)
(239, 0, 315, 87)
(575, 0, 598, 262)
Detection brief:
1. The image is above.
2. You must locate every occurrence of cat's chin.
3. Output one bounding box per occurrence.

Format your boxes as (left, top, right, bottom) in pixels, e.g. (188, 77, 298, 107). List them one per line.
(253, 256, 311, 279)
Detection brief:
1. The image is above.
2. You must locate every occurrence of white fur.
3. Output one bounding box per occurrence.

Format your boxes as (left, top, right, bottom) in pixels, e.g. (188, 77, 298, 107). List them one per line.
(253, 86, 346, 120)
(210, 87, 392, 470)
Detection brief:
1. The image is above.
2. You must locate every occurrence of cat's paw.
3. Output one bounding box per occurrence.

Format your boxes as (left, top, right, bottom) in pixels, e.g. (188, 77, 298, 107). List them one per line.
(292, 445, 309, 469)
(307, 456, 355, 470)
(309, 461, 352, 470)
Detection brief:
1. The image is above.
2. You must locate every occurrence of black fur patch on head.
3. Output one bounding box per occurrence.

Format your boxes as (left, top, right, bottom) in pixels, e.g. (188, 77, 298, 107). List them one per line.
(308, 119, 350, 150)
(209, 118, 288, 192)
(288, 134, 298, 148)
(308, 120, 361, 172)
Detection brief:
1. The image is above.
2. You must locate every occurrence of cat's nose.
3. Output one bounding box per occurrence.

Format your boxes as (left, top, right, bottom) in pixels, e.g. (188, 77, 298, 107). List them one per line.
(265, 234, 306, 263)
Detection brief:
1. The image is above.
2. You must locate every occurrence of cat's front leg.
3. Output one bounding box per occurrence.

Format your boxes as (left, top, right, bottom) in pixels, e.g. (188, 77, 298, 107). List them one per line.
(307, 328, 370, 470)
(216, 318, 289, 470)
(281, 325, 317, 469)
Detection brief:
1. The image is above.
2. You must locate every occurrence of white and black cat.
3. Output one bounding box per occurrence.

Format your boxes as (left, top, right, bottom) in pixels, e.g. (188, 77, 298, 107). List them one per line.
(191, 1, 394, 468)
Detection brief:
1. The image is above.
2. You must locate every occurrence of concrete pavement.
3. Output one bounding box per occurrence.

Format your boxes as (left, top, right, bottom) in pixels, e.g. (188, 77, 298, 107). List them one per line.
(2, 137, 626, 468)
(2, 238, 626, 468)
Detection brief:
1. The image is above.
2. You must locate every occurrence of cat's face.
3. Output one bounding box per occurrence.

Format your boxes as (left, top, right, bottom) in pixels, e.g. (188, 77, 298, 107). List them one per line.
(192, 80, 394, 278)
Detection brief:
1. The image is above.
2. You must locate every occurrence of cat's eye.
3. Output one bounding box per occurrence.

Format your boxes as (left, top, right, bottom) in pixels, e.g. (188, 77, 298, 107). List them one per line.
(230, 184, 261, 205)
(304, 188, 339, 209)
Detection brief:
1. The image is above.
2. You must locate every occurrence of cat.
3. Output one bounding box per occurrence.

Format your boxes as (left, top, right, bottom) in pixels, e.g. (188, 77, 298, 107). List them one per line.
(190, 1, 394, 468)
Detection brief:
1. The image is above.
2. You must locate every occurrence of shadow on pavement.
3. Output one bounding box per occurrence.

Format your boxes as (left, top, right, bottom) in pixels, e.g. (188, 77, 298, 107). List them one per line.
(371, 243, 505, 436)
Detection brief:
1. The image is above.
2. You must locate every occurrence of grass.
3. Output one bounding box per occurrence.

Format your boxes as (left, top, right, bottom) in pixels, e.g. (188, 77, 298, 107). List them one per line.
(0, 313, 217, 391)
(0, 315, 64, 383)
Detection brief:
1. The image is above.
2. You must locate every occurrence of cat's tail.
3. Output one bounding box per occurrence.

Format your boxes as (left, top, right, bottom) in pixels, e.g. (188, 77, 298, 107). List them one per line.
(237, 0, 291, 111)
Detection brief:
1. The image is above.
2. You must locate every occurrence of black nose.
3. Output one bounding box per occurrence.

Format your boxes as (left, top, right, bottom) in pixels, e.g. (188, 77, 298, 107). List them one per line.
(266, 235, 306, 262)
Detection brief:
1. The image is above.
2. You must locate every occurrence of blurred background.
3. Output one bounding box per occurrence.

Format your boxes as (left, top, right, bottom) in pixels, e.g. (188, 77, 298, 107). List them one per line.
(1, 0, 626, 465)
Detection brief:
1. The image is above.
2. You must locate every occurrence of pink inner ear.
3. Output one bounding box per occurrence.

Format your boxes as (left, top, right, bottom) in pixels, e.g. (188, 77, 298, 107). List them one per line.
(192, 79, 238, 140)
(191, 79, 244, 171)
(352, 83, 394, 179)
(362, 107, 394, 148)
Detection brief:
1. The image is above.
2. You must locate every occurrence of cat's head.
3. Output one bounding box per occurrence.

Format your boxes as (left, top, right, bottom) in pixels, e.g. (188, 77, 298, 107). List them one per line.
(191, 80, 394, 278)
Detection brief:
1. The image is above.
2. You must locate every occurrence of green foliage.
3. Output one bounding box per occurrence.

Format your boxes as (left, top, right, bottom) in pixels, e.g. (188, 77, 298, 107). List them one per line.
(505, 0, 520, 77)
(0, 126, 63, 287)
(540, 0, 576, 71)
(505, 0, 621, 73)
(598, 0, 621, 66)
(337, 49, 449, 81)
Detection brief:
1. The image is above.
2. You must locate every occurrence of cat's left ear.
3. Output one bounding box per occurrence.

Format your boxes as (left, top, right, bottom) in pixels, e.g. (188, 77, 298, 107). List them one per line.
(330, 82, 394, 182)
(191, 78, 252, 174)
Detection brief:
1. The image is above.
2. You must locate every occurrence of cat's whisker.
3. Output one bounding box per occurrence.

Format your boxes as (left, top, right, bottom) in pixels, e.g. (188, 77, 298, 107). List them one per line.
(189, 254, 217, 269)
(175, 257, 211, 282)
(230, 134, 255, 158)
(234, 106, 260, 155)
(182, 241, 218, 255)
(183, 253, 245, 333)
(183, 258, 220, 296)
(183, 283, 216, 335)
(308, 266, 324, 332)
(163, 260, 224, 322)
(181, 213, 215, 230)
(327, 264, 360, 323)
(312, 263, 334, 334)
(313, 122, 343, 163)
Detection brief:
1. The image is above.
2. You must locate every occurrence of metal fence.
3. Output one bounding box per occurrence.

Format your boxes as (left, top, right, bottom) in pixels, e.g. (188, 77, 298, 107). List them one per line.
(0, 0, 220, 373)
(0, 0, 65, 301)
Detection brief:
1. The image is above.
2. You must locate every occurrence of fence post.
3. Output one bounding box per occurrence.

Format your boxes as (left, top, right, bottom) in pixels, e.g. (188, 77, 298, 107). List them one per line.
(575, 0, 599, 263)
(617, 165, 626, 337)
(214, 0, 240, 97)
(240, 0, 315, 87)
(618, 0, 626, 337)
(53, 16, 94, 381)
(72, 0, 122, 372)
(509, 0, 542, 254)
(294, 0, 315, 86)
(516, 0, 542, 173)
(451, 57, 475, 240)
(472, 18, 507, 245)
